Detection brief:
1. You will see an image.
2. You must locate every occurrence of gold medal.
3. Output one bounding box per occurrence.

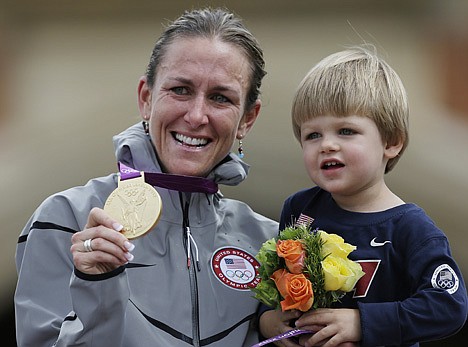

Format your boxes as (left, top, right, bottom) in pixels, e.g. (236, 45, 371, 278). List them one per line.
(104, 172, 162, 239)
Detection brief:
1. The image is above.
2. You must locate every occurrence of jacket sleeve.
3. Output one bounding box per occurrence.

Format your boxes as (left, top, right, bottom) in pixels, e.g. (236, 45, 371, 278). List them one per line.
(54, 268, 129, 347)
(358, 235, 468, 346)
(15, 192, 130, 347)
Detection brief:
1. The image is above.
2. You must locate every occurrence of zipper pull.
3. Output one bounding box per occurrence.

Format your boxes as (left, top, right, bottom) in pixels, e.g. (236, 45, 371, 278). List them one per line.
(186, 227, 201, 271)
(186, 226, 191, 268)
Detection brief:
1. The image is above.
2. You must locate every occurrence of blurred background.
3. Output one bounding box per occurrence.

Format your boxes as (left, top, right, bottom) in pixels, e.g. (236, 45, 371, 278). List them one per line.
(1, 0, 467, 346)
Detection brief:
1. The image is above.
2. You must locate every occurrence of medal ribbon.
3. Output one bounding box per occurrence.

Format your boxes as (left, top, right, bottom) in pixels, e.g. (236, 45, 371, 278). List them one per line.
(118, 162, 219, 194)
(250, 329, 314, 347)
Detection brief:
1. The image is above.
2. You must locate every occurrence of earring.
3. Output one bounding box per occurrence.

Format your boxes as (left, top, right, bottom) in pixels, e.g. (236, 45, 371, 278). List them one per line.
(237, 138, 244, 158)
(142, 120, 150, 136)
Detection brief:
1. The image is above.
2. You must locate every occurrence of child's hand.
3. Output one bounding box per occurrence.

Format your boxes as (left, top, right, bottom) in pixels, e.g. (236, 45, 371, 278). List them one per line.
(295, 308, 361, 347)
(259, 309, 303, 347)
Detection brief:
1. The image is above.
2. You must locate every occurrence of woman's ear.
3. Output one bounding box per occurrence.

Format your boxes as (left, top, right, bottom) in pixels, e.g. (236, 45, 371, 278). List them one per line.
(237, 99, 261, 139)
(137, 76, 152, 121)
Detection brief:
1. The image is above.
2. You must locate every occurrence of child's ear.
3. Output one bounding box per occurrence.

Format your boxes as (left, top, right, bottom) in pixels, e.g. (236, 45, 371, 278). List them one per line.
(384, 140, 404, 159)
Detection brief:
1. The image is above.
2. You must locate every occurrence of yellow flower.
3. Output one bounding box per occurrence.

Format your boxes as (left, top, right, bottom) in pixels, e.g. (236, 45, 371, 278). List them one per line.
(322, 255, 365, 292)
(319, 230, 356, 258)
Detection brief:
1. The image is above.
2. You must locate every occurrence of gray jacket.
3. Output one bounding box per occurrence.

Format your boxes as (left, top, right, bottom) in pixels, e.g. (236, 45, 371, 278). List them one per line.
(15, 123, 278, 347)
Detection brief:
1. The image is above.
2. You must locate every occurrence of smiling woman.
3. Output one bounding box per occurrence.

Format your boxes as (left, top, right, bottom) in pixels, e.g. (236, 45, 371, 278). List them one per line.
(137, 36, 259, 177)
(14, 8, 278, 347)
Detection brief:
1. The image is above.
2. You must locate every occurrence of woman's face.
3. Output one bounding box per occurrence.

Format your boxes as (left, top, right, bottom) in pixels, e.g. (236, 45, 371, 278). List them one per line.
(138, 37, 260, 177)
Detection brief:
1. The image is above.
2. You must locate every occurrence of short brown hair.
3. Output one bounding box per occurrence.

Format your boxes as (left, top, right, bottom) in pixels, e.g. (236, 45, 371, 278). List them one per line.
(292, 46, 409, 173)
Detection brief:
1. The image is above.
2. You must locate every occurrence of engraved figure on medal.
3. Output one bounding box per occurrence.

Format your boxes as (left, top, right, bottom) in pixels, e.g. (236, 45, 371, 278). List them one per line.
(116, 187, 145, 233)
(104, 173, 162, 239)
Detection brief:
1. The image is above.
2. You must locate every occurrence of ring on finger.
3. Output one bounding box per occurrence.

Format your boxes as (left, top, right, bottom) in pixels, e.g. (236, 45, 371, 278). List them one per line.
(83, 238, 94, 252)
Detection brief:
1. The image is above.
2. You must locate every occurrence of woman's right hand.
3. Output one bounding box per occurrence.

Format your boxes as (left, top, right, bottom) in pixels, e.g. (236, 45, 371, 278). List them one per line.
(70, 207, 135, 274)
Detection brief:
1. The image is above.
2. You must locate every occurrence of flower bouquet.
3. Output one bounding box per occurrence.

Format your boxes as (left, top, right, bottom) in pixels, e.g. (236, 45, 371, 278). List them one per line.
(251, 224, 364, 312)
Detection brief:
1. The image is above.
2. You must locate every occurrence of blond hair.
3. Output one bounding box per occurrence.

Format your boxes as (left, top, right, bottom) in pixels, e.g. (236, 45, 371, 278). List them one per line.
(292, 46, 409, 173)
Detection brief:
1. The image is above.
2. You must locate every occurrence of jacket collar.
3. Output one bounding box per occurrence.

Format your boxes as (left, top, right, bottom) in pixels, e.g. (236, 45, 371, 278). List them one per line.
(112, 122, 250, 187)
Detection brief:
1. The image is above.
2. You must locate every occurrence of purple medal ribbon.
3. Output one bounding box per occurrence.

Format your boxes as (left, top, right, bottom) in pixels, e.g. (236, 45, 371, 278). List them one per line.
(251, 329, 314, 347)
(118, 162, 219, 194)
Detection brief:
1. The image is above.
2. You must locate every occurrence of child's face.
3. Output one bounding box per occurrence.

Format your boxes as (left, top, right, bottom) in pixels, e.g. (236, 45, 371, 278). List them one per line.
(300, 114, 392, 200)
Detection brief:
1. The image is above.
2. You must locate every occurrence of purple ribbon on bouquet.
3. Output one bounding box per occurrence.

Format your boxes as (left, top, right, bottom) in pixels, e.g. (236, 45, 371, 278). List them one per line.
(118, 162, 218, 194)
(251, 329, 314, 347)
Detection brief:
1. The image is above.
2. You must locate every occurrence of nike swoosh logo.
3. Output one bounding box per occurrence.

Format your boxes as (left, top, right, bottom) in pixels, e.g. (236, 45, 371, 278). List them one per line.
(370, 237, 392, 247)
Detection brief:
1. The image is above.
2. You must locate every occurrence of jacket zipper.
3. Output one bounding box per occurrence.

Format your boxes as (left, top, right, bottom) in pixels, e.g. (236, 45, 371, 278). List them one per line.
(180, 193, 201, 347)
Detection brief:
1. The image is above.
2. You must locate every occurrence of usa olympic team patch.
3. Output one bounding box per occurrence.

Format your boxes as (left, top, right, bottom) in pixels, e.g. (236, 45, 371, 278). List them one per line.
(211, 247, 260, 291)
(431, 264, 459, 294)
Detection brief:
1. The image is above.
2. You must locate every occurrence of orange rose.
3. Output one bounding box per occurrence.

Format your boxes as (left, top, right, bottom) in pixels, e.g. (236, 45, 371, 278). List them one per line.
(276, 239, 306, 274)
(271, 268, 314, 312)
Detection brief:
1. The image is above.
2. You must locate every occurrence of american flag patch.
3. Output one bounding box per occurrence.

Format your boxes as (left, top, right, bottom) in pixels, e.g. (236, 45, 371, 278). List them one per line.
(295, 213, 314, 226)
(224, 258, 246, 269)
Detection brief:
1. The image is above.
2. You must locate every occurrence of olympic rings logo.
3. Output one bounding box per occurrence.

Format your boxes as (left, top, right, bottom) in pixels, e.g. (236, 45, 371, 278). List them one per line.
(124, 188, 142, 197)
(437, 279, 454, 289)
(211, 247, 261, 291)
(226, 269, 253, 280)
(431, 264, 459, 294)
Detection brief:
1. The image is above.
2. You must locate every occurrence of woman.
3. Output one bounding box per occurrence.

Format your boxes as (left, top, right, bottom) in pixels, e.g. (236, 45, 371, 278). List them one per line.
(15, 8, 278, 347)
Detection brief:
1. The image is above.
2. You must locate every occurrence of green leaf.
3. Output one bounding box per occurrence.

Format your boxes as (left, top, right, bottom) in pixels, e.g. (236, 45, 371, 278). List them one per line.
(251, 279, 280, 308)
(256, 238, 279, 279)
